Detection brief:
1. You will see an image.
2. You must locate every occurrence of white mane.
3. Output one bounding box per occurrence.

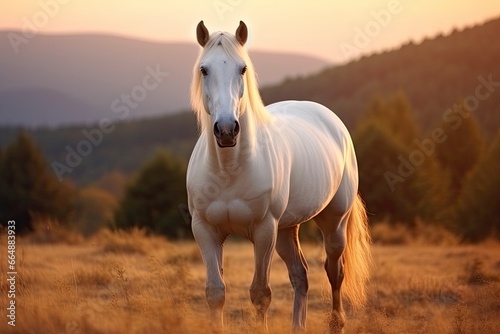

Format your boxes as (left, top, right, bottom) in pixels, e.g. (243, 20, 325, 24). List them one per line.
(190, 31, 271, 132)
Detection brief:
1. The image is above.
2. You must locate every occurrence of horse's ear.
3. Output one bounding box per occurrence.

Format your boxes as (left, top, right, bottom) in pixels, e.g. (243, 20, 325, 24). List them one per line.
(235, 21, 247, 46)
(196, 20, 209, 47)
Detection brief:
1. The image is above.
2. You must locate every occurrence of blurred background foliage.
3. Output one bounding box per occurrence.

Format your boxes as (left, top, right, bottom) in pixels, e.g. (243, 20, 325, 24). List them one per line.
(0, 18, 499, 242)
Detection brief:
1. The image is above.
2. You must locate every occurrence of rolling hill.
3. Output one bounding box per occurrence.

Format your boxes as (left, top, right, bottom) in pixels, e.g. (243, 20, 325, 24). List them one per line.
(261, 16, 500, 135)
(0, 17, 499, 185)
(0, 32, 329, 127)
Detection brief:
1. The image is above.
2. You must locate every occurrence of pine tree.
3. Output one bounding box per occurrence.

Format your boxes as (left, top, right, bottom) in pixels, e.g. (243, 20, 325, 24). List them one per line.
(455, 131, 500, 241)
(412, 155, 454, 225)
(0, 131, 74, 232)
(354, 116, 420, 224)
(365, 92, 419, 146)
(435, 106, 484, 198)
(354, 92, 452, 226)
(114, 149, 190, 238)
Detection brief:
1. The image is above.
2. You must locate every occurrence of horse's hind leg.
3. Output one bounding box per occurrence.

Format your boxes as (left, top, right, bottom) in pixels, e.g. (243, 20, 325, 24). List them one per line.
(276, 226, 309, 332)
(315, 207, 350, 334)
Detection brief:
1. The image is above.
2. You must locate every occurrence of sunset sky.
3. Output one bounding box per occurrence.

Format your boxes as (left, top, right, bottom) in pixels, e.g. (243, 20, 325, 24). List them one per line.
(2, 0, 499, 63)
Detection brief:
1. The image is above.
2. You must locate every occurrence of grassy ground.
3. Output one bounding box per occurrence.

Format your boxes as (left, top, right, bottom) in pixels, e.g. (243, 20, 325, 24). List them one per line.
(0, 227, 499, 334)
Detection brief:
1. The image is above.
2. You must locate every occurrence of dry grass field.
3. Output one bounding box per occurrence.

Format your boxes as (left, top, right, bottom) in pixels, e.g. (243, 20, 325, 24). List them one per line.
(1, 226, 499, 334)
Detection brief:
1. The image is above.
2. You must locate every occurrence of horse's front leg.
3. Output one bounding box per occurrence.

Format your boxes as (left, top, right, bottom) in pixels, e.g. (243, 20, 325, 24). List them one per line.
(250, 216, 278, 332)
(192, 217, 227, 333)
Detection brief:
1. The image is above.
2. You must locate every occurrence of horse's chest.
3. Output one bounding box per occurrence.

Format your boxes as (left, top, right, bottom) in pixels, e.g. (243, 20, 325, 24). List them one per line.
(205, 199, 257, 226)
(188, 154, 281, 228)
(200, 187, 273, 227)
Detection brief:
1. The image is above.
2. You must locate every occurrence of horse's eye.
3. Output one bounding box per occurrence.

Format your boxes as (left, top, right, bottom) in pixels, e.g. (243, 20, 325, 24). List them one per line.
(200, 66, 208, 76)
(241, 65, 247, 75)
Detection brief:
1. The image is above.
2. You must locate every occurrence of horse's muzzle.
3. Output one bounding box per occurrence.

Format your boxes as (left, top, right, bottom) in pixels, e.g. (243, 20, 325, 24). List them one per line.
(214, 120, 240, 148)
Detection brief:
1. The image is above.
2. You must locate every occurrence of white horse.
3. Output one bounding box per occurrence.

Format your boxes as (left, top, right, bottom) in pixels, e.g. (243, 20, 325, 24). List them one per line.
(187, 20, 372, 334)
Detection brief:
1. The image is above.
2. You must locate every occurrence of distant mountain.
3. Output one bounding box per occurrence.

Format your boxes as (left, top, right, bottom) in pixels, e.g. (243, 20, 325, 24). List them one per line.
(0, 33, 329, 127)
(0, 88, 96, 127)
(261, 16, 500, 135)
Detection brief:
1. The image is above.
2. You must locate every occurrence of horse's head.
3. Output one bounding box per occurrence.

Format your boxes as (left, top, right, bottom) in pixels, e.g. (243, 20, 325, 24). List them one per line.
(194, 21, 249, 148)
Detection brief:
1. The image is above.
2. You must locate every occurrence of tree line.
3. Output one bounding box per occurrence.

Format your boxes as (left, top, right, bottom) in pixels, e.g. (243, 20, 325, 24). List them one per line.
(0, 91, 497, 241)
(0, 132, 189, 238)
(354, 93, 498, 241)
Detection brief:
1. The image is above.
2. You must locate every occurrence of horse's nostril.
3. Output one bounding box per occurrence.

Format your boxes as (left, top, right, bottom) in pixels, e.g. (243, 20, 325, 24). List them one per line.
(234, 121, 240, 136)
(214, 122, 221, 137)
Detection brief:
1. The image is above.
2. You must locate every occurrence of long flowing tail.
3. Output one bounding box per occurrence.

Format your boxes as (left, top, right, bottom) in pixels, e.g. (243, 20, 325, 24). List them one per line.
(342, 194, 373, 309)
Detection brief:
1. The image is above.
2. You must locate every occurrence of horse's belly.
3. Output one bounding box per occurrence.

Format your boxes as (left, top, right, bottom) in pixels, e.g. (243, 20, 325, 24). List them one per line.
(279, 158, 343, 227)
(279, 194, 333, 228)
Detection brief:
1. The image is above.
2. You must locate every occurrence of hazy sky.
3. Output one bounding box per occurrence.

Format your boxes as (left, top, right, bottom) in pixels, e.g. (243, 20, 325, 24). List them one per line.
(2, 0, 499, 63)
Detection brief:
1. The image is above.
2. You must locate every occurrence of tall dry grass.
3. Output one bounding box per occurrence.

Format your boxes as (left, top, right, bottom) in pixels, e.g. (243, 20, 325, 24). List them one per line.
(0, 225, 499, 333)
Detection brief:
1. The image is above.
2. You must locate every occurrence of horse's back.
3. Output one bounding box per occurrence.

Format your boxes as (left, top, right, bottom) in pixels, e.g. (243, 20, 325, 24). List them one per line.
(266, 100, 352, 160)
